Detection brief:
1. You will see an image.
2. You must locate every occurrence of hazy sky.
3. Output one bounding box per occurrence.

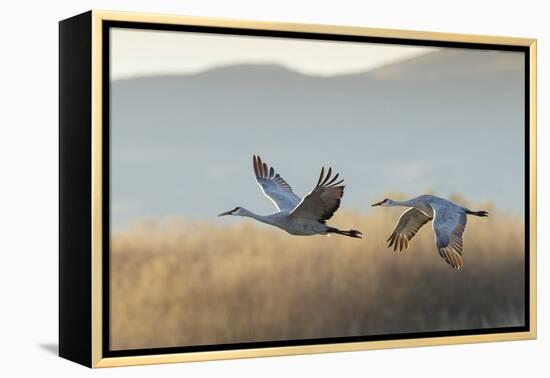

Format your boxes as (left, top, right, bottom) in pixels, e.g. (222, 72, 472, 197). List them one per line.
(111, 28, 435, 79)
(110, 28, 525, 229)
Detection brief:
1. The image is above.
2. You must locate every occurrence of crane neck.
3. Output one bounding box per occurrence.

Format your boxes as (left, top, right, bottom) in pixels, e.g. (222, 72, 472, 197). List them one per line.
(238, 208, 280, 226)
(389, 199, 417, 207)
(388, 198, 433, 217)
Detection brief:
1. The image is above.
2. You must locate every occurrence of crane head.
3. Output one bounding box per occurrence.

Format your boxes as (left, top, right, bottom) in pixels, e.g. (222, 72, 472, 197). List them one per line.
(371, 198, 394, 207)
(218, 206, 243, 217)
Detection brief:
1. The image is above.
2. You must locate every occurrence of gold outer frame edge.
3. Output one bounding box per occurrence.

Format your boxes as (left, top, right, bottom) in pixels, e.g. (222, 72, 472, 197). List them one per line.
(95, 331, 533, 368)
(91, 11, 103, 368)
(89, 9, 537, 368)
(529, 40, 537, 338)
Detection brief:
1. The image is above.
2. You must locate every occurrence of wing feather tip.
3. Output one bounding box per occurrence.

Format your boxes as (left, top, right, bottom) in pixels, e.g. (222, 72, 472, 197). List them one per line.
(316, 166, 325, 187)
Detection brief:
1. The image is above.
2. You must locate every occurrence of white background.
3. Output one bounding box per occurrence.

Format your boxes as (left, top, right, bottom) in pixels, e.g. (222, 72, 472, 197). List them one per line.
(0, 0, 547, 376)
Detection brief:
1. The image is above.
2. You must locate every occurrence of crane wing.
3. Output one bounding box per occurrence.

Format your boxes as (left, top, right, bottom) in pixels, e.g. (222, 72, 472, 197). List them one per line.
(386, 208, 432, 252)
(253, 155, 301, 211)
(431, 203, 467, 269)
(289, 166, 345, 222)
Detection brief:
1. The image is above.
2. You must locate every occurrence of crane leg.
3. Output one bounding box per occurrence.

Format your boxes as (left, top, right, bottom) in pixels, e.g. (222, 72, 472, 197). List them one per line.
(326, 227, 363, 239)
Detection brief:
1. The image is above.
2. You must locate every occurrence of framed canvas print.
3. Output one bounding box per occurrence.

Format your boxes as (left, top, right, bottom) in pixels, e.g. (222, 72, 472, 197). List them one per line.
(59, 10, 537, 368)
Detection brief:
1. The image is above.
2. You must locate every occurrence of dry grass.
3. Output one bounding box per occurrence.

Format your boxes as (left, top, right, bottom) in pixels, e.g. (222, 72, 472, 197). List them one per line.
(110, 201, 525, 350)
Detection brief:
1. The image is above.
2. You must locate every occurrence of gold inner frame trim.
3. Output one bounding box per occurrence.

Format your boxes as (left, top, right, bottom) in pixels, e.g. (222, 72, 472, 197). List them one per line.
(90, 9, 537, 368)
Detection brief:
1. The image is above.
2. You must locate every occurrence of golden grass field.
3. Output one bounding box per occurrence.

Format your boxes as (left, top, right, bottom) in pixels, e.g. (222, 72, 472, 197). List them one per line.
(110, 198, 525, 350)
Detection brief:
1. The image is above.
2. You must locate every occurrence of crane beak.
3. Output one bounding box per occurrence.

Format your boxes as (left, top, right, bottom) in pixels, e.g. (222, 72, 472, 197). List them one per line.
(218, 209, 234, 217)
(371, 200, 384, 207)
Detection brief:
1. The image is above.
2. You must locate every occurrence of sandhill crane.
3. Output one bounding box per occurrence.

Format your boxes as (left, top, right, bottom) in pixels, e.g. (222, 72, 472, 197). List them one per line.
(371, 195, 488, 269)
(218, 155, 362, 238)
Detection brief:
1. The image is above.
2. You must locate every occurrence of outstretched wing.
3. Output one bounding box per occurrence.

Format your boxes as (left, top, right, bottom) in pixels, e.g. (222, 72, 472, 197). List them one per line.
(431, 203, 467, 269)
(289, 167, 345, 223)
(253, 155, 301, 211)
(387, 208, 432, 252)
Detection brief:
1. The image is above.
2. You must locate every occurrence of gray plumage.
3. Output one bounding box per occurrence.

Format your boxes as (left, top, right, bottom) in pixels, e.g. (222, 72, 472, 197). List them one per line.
(218, 155, 362, 239)
(372, 195, 488, 269)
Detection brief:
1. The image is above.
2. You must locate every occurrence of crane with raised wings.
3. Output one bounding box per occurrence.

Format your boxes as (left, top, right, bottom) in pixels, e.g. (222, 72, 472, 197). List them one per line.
(218, 155, 362, 238)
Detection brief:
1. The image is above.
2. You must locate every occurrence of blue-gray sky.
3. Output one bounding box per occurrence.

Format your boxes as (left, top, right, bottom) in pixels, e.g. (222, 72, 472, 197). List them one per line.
(110, 29, 525, 229)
